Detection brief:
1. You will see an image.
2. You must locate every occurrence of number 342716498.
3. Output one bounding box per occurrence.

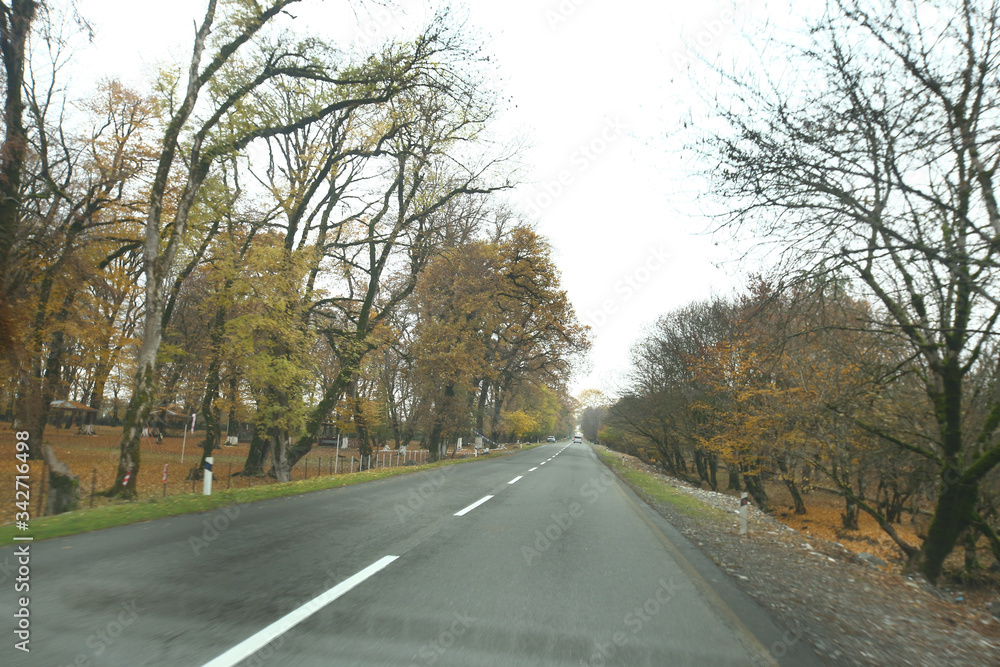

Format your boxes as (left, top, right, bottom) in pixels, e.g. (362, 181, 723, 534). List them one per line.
(15, 431, 31, 520)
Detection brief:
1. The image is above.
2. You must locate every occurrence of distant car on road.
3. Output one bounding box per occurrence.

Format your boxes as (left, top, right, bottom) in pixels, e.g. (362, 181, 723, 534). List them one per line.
(573, 435, 582, 443)
(547, 436, 556, 442)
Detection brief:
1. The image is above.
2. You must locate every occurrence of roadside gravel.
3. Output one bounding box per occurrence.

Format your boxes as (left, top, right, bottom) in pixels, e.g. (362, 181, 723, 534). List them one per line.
(600, 449, 1000, 666)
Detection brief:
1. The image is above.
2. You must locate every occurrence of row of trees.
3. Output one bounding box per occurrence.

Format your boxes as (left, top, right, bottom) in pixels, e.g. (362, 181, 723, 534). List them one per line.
(598, 276, 1000, 584)
(603, 0, 1000, 585)
(0, 2, 586, 506)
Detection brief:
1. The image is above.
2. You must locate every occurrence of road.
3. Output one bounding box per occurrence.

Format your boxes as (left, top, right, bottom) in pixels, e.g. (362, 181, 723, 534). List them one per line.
(1, 441, 824, 666)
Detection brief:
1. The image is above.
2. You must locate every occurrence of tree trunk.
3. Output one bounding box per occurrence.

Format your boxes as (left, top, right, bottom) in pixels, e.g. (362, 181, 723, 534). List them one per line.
(0, 0, 35, 353)
(694, 448, 709, 487)
(673, 446, 688, 475)
(726, 463, 741, 492)
(286, 344, 363, 468)
(489, 391, 503, 444)
(225, 374, 238, 441)
(776, 455, 806, 514)
(475, 378, 489, 435)
(743, 472, 769, 512)
(877, 478, 909, 524)
(89, 359, 110, 416)
(240, 429, 270, 476)
(964, 527, 980, 575)
(13, 374, 44, 458)
(270, 430, 290, 482)
(785, 479, 807, 515)
(14, 269, 77, 456)
(42, 445, 79, 515)
(428, 418, 445, 463)
(193, 301, 227, 478)
(107, 329, 162, 499)
(351, 381, 372, 469)
(841, 497, 859, 530)
(655, 440, 679, 477)
(907, 470, 979, 583)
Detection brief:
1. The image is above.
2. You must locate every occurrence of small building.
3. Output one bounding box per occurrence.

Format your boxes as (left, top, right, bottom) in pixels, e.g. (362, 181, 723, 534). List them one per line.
(49, 400, 98, 433)
(149, 404, 192, 437)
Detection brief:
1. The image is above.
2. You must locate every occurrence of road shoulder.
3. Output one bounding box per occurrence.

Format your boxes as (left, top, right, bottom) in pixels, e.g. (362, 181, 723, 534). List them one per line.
(593, 445, 1000, 666)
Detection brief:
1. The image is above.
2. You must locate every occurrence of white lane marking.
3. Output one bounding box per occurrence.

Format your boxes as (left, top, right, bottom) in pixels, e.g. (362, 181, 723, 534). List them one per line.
(454, 495, 494, 516)
(508, 476, 523, 485)
(201, 555, 398, 667)
(529, 467, 538, 471)
(540, 461, 546, 465)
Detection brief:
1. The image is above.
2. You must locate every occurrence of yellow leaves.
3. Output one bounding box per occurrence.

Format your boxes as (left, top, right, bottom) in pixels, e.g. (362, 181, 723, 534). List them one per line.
(500, 410, 538, 439)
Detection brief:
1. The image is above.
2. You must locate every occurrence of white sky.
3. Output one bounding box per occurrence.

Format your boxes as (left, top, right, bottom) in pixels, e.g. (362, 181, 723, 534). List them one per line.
(70, 0, 796, 398)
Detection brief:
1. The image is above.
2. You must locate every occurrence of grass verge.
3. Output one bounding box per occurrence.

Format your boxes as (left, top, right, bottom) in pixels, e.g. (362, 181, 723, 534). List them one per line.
(0, 449, 523, 544)
(594, 446, 729, 523)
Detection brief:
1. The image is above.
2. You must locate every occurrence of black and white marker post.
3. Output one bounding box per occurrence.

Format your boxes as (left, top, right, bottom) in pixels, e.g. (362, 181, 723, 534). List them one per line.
(203, 457, 213, 496)
(739, 492, 749, 536)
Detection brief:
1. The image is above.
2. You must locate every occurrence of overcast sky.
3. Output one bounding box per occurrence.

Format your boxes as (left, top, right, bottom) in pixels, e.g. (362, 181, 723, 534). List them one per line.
(71, 0, 793, 397)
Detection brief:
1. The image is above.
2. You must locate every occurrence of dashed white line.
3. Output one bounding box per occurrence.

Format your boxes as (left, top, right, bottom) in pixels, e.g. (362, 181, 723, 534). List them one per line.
(201, 555, 398, 667)
(454, 495, 494, 516)
(540, 461, 546, 465)
(508, 476, 523, 485)
(529, 467, 538, 472)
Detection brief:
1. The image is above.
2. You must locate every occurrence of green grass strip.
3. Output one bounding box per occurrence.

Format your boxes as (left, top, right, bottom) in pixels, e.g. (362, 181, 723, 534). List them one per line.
(1, 449, 528, 543)
(595, 447, 729, 522)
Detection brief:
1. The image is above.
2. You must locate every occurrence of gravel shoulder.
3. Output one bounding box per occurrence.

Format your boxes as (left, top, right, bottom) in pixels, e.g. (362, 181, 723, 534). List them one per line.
(596, 447, 1000, 666)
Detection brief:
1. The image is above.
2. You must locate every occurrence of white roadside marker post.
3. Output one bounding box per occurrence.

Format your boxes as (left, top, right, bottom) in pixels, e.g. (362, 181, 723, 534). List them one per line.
(201, 456, 215, 496)
(203, 456, 213, 495)
(739, 492, 749, 536)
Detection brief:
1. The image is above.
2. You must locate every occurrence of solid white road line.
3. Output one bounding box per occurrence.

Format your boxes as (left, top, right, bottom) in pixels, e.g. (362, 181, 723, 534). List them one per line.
(508, 476, 523, 485)
(454, 495, 494, 516)
(201, 555, 398, 667)
(529, 467, 538, 472)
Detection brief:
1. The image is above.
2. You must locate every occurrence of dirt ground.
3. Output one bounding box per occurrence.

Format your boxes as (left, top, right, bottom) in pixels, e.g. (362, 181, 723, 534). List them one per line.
(606, 449, 1000, 666)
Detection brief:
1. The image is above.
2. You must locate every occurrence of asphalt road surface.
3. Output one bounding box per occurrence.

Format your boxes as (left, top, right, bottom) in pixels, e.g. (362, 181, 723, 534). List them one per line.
(1, 441, 824, 666)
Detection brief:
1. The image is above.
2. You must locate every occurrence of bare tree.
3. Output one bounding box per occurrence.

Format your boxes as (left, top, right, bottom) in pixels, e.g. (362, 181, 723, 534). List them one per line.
(697, 0, 1000, 582)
